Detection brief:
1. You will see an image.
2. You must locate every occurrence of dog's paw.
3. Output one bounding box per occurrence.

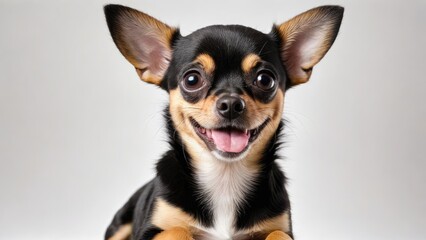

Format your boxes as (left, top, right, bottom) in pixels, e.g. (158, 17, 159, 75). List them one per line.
(264, 230, 292, 240)
(153, 227, 194, 240)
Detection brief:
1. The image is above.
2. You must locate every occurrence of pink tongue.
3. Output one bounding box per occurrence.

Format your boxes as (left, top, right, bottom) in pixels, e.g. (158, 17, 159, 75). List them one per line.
(211, 129, 249, 153)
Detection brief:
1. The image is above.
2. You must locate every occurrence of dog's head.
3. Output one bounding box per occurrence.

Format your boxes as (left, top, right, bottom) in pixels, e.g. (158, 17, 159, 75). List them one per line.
(104, 5, 343, 162)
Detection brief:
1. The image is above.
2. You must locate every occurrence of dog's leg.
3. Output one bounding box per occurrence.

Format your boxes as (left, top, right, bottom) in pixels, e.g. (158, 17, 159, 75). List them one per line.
(107, 223, 132, 240)
(265, 230, 293, 240)
(105, 206, 134, 240)
(152, 227, 193, 240)
(105, 185, 148, 240)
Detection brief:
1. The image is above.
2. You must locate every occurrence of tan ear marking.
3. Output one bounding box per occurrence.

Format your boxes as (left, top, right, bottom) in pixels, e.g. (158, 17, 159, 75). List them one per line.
(241, 53, 261, 73)
(194, 54, 215, 74)
(275, 5, 344, 86)
(104, 4, 178, 86)
(114, 9, 176, 68)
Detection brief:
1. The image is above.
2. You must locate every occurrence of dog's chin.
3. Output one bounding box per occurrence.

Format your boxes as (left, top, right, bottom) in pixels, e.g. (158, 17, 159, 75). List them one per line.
(211, 149, 251, 162)
(190, 117, 270, 162)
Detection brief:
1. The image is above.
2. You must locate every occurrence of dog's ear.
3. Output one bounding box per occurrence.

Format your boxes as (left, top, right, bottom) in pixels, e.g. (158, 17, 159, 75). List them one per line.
(273, 6, 344, 86)
(104, 4, 178, 86)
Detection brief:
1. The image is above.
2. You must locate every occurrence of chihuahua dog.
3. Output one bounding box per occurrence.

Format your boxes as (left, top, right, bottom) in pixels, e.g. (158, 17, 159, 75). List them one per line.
(104, 4, 343, 240)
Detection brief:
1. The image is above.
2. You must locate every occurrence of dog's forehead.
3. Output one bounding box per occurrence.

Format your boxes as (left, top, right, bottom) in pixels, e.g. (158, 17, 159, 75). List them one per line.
(164, 25, 286, 91)
(174, 25, 279, 69)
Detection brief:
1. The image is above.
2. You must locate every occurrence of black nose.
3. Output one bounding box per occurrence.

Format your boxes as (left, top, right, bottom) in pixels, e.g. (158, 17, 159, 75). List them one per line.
(216, 95, 246, 119)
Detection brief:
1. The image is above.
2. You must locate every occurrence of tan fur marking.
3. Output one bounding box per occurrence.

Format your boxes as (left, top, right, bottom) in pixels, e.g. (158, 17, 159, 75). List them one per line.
(194, 54, 215, 74)
(240, 90, 285, 165)
(108, 223, 132, 240)
(151, 198, 196, 230)
(241, 53, 261, 73)
(265, 230, 293, 240)
(246, 212, 291, 234)
(169, 88, 218, 155)
(152, 227, 194, 240)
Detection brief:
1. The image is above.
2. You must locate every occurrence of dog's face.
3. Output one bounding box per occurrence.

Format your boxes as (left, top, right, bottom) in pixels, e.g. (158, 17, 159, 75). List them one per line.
(166, 26, 287, 161)
(105, 5, 343, 162)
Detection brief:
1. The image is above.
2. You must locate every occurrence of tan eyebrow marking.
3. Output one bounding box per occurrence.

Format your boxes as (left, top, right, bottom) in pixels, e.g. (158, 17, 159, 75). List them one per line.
(241, 53, 261, 73)
(194, 54, 215, 74)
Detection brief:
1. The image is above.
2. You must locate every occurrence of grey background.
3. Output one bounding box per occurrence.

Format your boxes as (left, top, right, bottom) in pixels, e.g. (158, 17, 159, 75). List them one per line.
(1, 0, 425, 239)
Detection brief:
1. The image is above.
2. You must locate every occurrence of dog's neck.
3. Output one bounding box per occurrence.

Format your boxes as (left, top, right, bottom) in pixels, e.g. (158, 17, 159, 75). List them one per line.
(193, 149, 259, 238)
(164, 109, 285, 237)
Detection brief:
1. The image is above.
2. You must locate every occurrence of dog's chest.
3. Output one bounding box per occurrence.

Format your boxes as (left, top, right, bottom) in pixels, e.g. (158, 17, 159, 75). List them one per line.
(196, 158, 257, 239)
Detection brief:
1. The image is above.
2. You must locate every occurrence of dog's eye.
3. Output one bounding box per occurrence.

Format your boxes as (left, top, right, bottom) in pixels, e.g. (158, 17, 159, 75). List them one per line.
(182, 72, 205, 91)
(254, 71, 276, 91)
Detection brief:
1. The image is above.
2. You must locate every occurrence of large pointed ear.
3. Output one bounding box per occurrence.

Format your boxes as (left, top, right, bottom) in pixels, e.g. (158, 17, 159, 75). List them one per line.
(104, 4, 178, 86)
(274, 6, 344, 86)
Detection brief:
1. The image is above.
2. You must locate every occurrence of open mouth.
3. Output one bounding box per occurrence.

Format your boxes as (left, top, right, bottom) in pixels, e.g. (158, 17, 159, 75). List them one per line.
(190, 117, 270, 157)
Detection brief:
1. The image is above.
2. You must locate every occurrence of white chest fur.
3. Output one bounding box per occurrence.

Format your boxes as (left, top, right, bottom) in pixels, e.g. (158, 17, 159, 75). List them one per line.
(195, 153, 258, 239)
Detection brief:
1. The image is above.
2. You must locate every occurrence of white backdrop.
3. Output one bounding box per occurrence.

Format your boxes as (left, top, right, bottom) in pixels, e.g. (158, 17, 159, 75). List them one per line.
(1, 0, 425, 239)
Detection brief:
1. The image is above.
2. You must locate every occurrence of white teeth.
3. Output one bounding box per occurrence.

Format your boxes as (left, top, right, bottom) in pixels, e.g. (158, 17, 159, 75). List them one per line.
(206, 129, 212, 139)
(245, 129, 249, 135)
